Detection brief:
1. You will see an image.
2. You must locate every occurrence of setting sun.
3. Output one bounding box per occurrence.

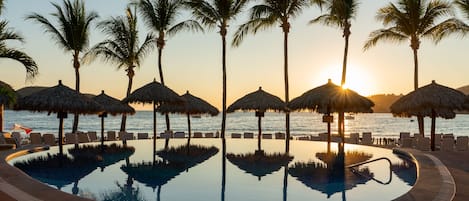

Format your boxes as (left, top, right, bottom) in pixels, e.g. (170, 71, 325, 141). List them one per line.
(318, 64, 375, 96)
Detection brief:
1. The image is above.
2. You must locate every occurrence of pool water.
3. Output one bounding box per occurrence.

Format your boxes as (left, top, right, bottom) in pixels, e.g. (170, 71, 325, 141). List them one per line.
(9, 139, 416, 201)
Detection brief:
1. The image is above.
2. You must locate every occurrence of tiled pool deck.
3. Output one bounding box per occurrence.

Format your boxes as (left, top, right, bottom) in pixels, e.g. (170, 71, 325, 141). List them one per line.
(0, 144, 464, 201)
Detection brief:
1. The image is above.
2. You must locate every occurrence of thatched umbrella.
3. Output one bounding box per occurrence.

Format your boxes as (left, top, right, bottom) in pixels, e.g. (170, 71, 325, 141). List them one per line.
(157, 91, 219, 143)
(227, 87, 286, 152)
(0, 80, 16, 132)
(93, 90, 135, 148)
(289, 79, 374, 146)
(122, 79, 183, 160)
(226, 152, 292, 180)
(15, 80, 102, 155)
(390, 80, 468, 151)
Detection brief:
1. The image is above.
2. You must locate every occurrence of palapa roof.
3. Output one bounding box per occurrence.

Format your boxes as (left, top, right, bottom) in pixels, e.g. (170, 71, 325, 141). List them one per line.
(227, 87, 286, 112)
(0, 80, 15, 105)
(289, 79, 374, 113)
(16, 86, 47, 98)
(390, 80, 468, 119)
(157, 91, 219, 115)
(123, 79, 183, 105)
(15, 80, 102, 114)
(93, 90, 135, 116)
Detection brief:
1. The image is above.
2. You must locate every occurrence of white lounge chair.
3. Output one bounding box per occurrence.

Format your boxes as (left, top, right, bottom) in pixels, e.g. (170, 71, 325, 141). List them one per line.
(30, 132, 42, 145)
(361, 132, 372, 145)
(231, 133, 241, 138)
(174, 132, 186, 138)
(456, 136, 468, 151)
(193, 132, 203, 138)
(244, 132, 254, 139)
(107, 131, 117, 141)
(65, 133, 78, 144)
(441, 138, 454, 151)
(43, 134, 56, 146)
(137, 133, 149, 139)
(275, 132, 285, 139)
(262, 133, 272, 139)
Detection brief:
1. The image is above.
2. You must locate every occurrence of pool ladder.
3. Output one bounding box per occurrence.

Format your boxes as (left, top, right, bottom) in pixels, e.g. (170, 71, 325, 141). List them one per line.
(346, 157, 393, 185)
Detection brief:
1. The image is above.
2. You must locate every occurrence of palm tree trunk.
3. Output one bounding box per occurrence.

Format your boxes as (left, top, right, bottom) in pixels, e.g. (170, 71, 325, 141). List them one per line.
(221, 25, 227, 139)
(120, 69, 134, 131)
(72, 52, 80, 133)
(412, 46, 424, 136)
(158, 46, 171, 131)
(0, 104, 4, 132)
(283, 23, 290, 153)
(339, 28, 350, 143)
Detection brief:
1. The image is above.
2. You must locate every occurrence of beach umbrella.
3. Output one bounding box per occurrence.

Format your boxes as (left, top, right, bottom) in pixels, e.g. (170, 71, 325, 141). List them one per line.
(122, 79, 183, 161)
(227, 87, 286, 152)
(289, 79, 374, 146)
(0, 80, 16, 132)
(93, 90, 135, 148)
(390, 80, 468, 151)
(226, 152, 292, 180)
(14, 80, 102, 155)
(157, 91, 219, 143)
(288, 151, 373, 199)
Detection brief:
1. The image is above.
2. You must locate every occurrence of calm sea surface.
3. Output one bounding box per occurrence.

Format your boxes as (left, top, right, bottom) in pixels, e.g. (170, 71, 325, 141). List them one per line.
(4, 110, 469, 138)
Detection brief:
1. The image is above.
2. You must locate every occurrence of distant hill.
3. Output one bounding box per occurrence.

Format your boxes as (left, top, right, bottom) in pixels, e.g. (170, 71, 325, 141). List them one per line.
(367, 94, 403, 113)
(457, 85, 469, 95)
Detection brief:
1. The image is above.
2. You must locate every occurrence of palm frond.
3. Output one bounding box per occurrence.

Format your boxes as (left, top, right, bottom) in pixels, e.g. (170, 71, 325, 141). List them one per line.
(0, 20, 24, 43)
(363, 28, 408, 50)
(426, 18, 469, 42)
(185, 0, 219, 29)
(232, 17, 276, 47)
(455, 0, 469, 20)
(166, 20, 204, 37)
(0, 48, 38, 79)
(26, 13, 69, 51)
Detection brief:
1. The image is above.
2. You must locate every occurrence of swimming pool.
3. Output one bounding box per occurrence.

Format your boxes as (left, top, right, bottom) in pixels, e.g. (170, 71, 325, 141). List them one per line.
(9, 139, 416, 201)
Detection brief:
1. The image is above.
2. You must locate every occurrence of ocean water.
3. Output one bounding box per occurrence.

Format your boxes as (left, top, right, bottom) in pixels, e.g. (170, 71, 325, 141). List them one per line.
(3, 110, 469, 138)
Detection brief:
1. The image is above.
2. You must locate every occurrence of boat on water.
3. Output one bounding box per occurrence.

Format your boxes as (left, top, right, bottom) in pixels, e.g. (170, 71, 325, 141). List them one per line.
(345, 114, 355, 120)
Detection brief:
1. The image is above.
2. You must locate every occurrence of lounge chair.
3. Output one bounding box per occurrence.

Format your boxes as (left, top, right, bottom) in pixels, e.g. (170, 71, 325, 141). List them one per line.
(298, 136, 309, 141)
(174, 132, 186, 138)
(0, 133, 15, 150)
(361, 132, 372, 145)
(434, 134, 442, 148)
(107, 131, 117, 141)
(401, 138, 413, 148)
(205, 133, 214, 138)
(441, 137, 454, 151)
(65, 133, 78, 144)
(77, 133, 90, 143)
(417, 137, 430, 151)
(262, 133, 272, 139)
(318, 133, 328, 141)
(231, 133, 241, 138)
(275, 132, 285, 139)
(30, 132, 43, 145)
(137, 133, 149, 139)
(456, 136, 468, 151)
(43, 134, 56, 146)
(88, 131, 98, 142)
(310, 135, 321, 141)
(348, 133, 359, 144)
(193, 132, 203, 138)
(160, 130, 172, 139)
(244, 132, 254, 138)
(124, 132, 134, 140)
(118, 131, 126, 140)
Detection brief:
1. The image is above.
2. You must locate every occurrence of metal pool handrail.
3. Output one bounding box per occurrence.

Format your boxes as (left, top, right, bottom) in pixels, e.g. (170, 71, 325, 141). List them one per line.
(347, 157, 393, 185)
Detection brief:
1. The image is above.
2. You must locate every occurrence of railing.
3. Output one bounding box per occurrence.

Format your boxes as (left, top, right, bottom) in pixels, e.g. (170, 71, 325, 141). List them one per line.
(347, 157, 393, 185)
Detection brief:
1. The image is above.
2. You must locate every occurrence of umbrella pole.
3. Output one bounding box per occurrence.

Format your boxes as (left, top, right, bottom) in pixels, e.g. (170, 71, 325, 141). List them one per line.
(258, 115, 262, 152)
(431, 110, 436, 151)
(153, 102, 157, 164)
(100, 113, 105, 150)
(57, 111, 67, 156)
(187, 113, 191, 145)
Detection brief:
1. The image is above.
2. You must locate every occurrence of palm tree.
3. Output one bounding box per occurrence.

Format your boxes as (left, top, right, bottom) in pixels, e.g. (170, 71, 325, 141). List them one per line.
(26, 0, 98, 133)
(186, 0, 249, 139)
(134, 0, 203, 131)
(363, 0, 458, 135)
(0, 0, 38, 132)
(232, 0, 317, 152)
(84, 7, 156, 131)
(454, 0, 469, 31)
(310, 0, 359, 142)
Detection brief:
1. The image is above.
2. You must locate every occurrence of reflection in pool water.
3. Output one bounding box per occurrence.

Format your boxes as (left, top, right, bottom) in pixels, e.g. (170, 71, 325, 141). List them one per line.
(10, 139, 416, 201)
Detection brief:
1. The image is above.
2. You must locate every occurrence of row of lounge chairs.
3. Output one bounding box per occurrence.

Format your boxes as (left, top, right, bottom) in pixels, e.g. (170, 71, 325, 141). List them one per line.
(399, 132, 468, 151)
(230, 132, 286, 139)
(296, 132, 374, 145)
